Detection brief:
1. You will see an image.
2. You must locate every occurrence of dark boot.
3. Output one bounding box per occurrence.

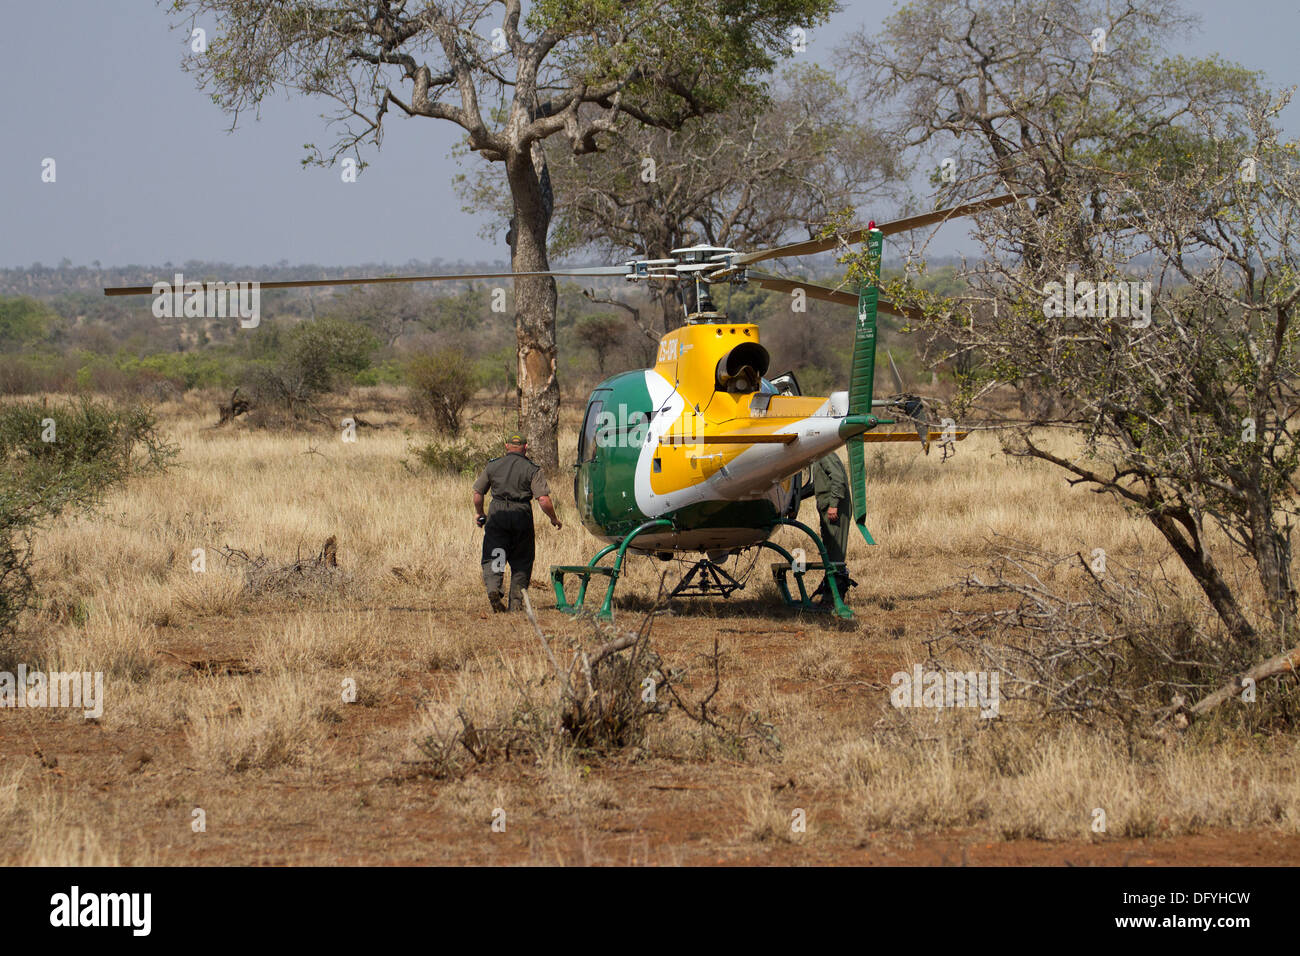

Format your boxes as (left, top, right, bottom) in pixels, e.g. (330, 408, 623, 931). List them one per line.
(507, 567, 532, 612)
(482, 562, 507, 613)
(507, 582, 526, 612)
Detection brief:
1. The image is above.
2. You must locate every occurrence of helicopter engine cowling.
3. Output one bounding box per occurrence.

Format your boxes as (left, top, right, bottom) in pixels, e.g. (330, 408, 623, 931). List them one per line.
(714, 342, 770, 395)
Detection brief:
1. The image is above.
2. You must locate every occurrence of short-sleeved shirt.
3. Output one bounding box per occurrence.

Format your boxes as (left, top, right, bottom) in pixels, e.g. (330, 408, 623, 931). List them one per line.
(473, 452, 551, 513)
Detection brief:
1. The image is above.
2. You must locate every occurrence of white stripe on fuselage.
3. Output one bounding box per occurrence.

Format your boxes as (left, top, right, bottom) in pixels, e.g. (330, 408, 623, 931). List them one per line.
(634, 371, 849, 517)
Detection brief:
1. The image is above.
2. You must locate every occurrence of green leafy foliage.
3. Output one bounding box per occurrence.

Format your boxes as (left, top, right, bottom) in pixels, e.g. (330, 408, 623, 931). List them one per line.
(0, 297, 54, 349)
(283, 317, 377, 396)
(0, 399, 175, 652)
(409, 431, 499, 477)
(406, 348, 481, 435)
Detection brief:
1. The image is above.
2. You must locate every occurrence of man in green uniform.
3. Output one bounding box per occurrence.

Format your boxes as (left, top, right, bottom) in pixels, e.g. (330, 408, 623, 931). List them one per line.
(811, 451, 852, 604)
(472, 433, 562, 612)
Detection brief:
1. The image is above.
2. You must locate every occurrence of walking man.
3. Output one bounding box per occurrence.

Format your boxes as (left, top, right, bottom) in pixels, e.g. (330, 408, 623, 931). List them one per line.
(472, 433, 562, 612)
(811, 451, 852, 604)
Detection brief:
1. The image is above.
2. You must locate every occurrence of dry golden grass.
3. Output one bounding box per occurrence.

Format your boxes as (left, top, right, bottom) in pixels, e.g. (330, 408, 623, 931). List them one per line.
(0, 761, 26, 822)
(14, 387, 1180, 630)
(740, 785, 812, 844)
(1, 387, 1297, 865)
(823, 718, 1300, 841)
(15, 784, 134, 866)
(184, 670, 331, 773)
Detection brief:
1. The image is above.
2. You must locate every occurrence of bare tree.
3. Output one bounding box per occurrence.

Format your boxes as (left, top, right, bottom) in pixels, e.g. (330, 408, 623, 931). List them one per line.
(576, 314, 625, 375)
(331, 283, 432, 348)
(464, 64, 902, 334)
(172, 0, 835, 470)
(847, 0, 1300, 654)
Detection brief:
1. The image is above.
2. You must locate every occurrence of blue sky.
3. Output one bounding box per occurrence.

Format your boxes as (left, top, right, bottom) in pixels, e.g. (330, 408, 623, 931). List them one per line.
(0, 0, 1295, 270)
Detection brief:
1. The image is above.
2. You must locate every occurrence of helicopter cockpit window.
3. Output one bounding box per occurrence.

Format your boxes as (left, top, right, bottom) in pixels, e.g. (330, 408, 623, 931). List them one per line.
(612, 409, 653, 447)
(579, 398, 605, 462)
(768, 371, 802, 396)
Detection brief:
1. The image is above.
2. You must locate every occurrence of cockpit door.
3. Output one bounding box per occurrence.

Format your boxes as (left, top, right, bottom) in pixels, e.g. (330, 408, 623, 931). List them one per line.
(575, 392, 609, 517)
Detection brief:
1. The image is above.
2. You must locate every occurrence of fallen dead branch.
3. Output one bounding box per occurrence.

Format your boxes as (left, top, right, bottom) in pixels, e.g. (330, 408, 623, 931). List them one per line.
(217, 535, 347, 598)
(411, 583, 780, 779)
(1155, 642, 1300, 735)
(157, 649, 260, 676)
(520, 589, 669, 750)
(213, 387, 251, 427)
(924, 540, 1266, 743)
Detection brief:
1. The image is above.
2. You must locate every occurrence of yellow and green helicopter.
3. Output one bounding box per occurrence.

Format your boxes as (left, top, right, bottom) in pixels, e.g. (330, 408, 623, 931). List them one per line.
(546, 194, 1018, 620)
(105, 193, 1018, 620)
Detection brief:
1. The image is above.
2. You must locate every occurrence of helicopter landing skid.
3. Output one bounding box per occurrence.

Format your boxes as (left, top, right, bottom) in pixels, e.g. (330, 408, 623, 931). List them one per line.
(762, 519, 854, 620)
(668, 559, 745, 599)
(550, 519, 674, 621)
(550, 517, 853, 621)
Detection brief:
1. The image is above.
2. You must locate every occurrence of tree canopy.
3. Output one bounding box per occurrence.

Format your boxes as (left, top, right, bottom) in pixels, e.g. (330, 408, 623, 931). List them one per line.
(172, 0, 838, 469)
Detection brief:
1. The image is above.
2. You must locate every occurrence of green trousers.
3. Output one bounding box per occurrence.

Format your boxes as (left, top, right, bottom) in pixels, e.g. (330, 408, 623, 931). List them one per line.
(818, 507, 851, 595)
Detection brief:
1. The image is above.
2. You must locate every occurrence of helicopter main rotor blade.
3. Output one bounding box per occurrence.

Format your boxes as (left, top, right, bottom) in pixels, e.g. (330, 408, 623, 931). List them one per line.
(103, 265, 630, 297)
(876, 296, 929, 323)
(742, 271, 857, 307)
(743, 271, 930, 323)
(726, 193, 1025, 269)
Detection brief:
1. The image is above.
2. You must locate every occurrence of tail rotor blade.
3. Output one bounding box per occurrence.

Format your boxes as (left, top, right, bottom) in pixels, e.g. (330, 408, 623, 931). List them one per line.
(903, 396, 931, 455)
(887, 349, 906, 394)
(846, 228, 883, 546)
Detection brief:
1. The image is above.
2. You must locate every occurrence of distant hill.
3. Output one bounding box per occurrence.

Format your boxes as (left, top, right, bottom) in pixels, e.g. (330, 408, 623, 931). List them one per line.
(0, 259, 515, 299)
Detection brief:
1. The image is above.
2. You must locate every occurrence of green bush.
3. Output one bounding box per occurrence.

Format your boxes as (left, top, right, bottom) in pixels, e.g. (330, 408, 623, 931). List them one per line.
(406, 348, 480, 435)
(125, 351, 246, 391)
(353, 360, 404, 387)
(0, 349, 260, 398)
(0, 297, 54, 349)
(0, 398, 175, 655)
(239, 319, 377, 410)
(409, 432, 496, 476)
(285, 318, 377, 395)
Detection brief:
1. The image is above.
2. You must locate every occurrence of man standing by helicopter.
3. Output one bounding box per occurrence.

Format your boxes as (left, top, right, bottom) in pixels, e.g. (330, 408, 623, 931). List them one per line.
(472, 433, 563, 613)
(811, 451, 852, 605)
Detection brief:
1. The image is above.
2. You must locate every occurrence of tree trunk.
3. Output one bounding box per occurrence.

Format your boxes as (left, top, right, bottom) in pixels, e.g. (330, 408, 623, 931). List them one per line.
(506, 149, 560, 474)
(1247, 498, 1296, 636)
(659, 287, 684, 334)
(1148, 510, 1259, 650)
